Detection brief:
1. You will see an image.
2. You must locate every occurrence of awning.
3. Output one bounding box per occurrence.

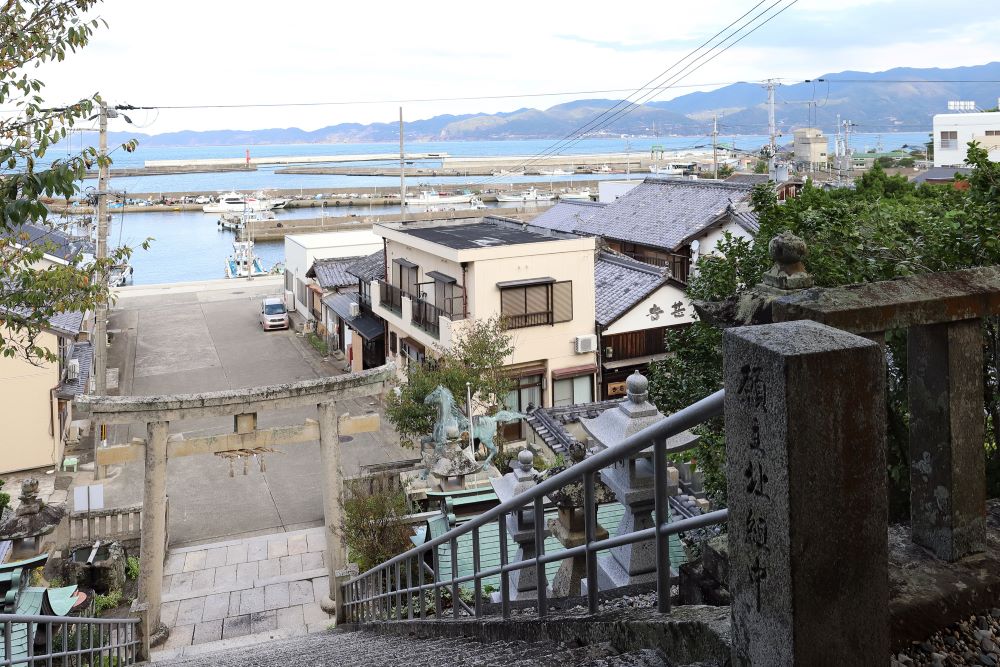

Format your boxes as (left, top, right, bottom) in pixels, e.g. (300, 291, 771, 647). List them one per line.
(322, 293, 385, 341)
(426, 270, 457, 284)
(602, 352, 670, 370)
(551, 363, 598, 380)
(496, 277, 554, 289)
(392, 258, 417, 269)
(502, 363, 547, 379)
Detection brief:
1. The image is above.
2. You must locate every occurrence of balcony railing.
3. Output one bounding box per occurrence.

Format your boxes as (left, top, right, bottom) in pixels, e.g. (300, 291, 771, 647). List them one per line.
(341, 389, 727, 622)
(411, 298, 444, 339)
(1, 613, 140, 666)
(502, 311, 554, 329)
(378, 280, 403, 315)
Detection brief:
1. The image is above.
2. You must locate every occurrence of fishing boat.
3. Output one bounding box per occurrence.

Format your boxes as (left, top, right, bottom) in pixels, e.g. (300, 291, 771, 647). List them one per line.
(538, 168, 572, 176)
(470, 195, 488, 210)
(490, 169, 524, 177)
(217, 209, 275, 232)
(225, 241, 268, 278)
(495, 187, 555, 203)
(648, 164, 685, 175)
(404, 190, 474, 206)
(558, 188, 593, 201)
(203, 191, 286, 213)
(108, 264, 133, 287)
(595, 164, 613, 173)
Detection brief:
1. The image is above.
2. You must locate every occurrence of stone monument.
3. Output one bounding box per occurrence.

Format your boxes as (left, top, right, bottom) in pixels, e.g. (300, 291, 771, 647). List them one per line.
(490, 450, 550, 602)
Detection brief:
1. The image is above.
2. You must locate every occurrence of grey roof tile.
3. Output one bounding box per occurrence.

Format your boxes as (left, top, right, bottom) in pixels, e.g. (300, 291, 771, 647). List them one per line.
(3, 222, 93, 262)
(346, 250, 385, 282)
(57, 341, 91, 399)
(528, 200, 606, 233)
(306, 257, 356, 290)
(724, 173, 773, 185)
(594, 252, 666, 327)
(576, 178, 755, 251)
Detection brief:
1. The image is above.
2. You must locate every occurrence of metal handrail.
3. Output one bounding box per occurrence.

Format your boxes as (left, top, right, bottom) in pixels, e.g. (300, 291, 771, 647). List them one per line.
(342, 389, 725, 621)
(1, 613, 140, 667)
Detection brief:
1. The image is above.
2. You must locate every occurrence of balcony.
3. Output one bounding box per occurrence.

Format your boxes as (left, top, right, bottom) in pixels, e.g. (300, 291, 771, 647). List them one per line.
(503, 311, 554, 329)
(411, 298, 444, 339)
(378, 280, 403, 315)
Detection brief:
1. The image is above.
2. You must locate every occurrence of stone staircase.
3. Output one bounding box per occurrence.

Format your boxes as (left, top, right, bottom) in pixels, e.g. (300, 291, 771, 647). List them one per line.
(150, 629, 671, 666)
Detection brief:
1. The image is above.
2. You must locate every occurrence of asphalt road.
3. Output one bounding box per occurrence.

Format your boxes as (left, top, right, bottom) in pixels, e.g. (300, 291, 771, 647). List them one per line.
(101, 278, 414, 547)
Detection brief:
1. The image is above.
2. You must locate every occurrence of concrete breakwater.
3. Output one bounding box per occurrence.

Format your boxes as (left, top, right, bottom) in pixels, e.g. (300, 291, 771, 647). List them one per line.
(83, 164, 258, 179)
(237, 205, 544, 241)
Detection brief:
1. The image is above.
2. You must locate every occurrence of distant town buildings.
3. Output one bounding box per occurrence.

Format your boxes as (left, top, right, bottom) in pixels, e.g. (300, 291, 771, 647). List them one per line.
(933, 110, 1000, 167)
(792, 127, 827, 169)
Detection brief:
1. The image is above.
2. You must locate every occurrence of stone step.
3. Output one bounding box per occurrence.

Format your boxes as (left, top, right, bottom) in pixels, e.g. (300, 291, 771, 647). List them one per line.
(149, 629, 639, 666)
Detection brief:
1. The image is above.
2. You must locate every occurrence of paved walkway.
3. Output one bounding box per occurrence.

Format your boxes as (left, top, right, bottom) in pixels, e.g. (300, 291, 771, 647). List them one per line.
(155, 526, 334, 655)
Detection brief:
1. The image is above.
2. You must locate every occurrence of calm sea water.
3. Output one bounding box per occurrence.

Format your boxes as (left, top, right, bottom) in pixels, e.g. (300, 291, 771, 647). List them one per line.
(51, 133, 929, 285)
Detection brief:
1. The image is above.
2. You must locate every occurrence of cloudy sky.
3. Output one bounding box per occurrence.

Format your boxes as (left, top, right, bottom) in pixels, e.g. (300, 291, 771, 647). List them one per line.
(33, 0, 1000, 134)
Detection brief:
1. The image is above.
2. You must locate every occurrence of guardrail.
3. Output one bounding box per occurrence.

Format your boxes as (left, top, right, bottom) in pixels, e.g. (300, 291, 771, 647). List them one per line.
(378, 280, 403, 315)
(411, 299, 444, 339)
(1, 613, 140, 666)
(341, 389, 725, 621)
(502, 311, 553, 330)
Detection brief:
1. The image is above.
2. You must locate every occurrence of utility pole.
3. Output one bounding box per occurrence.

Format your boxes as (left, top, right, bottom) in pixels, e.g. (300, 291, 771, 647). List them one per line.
(763, 78, 778, 157)
(712, 114, 719, 179)
(93, 101, 109, 401)
(399, 107, 406, 223)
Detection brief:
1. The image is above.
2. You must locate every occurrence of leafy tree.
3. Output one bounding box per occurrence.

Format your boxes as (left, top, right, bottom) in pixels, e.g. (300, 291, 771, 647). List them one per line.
(341, 478, 413, 573)
(384, 315, 515, 442)
(647, 144, 1000, 513)
(716, 164, 736, 179)
(1, 0, 141, 364)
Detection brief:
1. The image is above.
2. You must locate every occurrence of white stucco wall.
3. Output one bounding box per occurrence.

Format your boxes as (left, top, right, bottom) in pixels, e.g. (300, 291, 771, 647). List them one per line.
(933, 112, 1000, 167)
(603, 282, 694, 336)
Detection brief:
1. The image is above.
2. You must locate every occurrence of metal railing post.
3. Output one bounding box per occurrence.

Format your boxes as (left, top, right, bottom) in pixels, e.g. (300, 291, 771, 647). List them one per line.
(499, 512, 510, 619)
(584, 470, 599, 615)
(533, 496, 547, 617)
(395, 562, 403, 621)
(450, 537, 460, 618)
(472, 527, 482, 617)
(653, 437, 672, 614)
(432, 544, 442, 617)
(406, 556, 414, 620)
(418, 553, 426, 619)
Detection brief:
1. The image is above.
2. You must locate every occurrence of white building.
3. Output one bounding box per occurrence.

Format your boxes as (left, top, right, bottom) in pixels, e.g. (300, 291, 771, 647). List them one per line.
(932, 111, 1000, 167)
(793, 128, 827, 167)
(283, 229, 383, 321)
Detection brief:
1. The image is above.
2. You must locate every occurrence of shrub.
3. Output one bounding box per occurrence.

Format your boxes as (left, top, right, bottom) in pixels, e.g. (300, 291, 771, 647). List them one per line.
(126, 555, 140, 581)
(341, 480, 413, 573)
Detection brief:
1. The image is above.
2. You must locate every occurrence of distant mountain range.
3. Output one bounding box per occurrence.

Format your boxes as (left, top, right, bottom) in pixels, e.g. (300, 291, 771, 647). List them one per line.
(98, 62, 1000, 147)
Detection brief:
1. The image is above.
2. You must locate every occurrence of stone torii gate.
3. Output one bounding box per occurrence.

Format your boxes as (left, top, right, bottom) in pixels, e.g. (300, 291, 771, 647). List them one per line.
(73, 365, 394, 659)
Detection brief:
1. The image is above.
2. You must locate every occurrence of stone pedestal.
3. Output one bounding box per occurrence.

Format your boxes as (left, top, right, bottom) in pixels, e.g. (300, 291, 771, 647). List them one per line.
(723, 321, 888, 666)
(908, 319, 986, 561)
(598, 458, 658, 587)
(548, 505, 608, 597)
(490, 451, 550, 602)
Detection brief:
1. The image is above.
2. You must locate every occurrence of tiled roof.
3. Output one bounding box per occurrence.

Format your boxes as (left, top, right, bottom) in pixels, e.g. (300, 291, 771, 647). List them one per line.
(594, 252, 666, 327)
(3, 222, 93, 262)
(346, 249, 385, 282)
(57, 341, 92, 399)
(575, 178, 755, 252)
(306, 257, 356, 290)
(724, 173, 773, 185)
(528, 200, 606, 233)
(0, 302, 85, 338)
(912, 166, 973, 183)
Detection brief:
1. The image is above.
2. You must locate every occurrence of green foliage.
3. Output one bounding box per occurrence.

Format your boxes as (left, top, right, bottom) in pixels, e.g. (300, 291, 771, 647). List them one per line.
(647, 144, 1000, 515)
(0, 479, 9, 516)
(307, 332, 328, 356)
(0, 1, 146, 364)
(341, 480, 413, 573)
(752, 160, 768, 174)
(126, 555, 140, 580)
(94, 588, 123, 614)
(384, 315, 515, 442)
(716, 164, 736, 179)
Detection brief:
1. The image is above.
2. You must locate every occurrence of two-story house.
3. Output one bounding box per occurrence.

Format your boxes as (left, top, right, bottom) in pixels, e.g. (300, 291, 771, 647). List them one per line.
(1, 222, 93, 474)
(370, 217, 598, 440)
(320, 250, 388, 372)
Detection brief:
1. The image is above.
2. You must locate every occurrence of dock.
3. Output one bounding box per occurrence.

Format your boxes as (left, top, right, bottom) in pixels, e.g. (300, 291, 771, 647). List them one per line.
(143, 152, 449, 168)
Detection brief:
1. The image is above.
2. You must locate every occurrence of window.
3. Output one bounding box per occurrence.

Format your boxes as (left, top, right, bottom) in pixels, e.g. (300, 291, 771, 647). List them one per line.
(389, 332, 398, 355)
(940, 130, 958, 150)
(392, 258, 419, 296)
(986, 130, 1000, 136)
(499, 280, 572, 329)
(553, 375, 593, 407)
(295, 278, 307, 306)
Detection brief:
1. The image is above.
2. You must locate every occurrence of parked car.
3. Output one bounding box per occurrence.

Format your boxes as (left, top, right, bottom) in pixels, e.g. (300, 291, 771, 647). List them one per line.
(259, 297, 289, 330)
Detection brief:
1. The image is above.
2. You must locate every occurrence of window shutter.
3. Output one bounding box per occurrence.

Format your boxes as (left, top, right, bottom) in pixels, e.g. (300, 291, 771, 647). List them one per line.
(525, 285, 548, 314)
(501, 288, 526, 316)
(553, 281, 573, 323)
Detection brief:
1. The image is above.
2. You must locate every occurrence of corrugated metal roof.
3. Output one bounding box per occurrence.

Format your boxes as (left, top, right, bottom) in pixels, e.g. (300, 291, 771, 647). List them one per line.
(422, 502, 688, 592)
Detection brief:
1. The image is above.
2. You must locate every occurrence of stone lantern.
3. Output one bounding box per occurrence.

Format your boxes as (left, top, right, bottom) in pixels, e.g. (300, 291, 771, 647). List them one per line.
(490, 450, 550, 602)
(0, 479, 66, 561)
(581, 372, 695, 588)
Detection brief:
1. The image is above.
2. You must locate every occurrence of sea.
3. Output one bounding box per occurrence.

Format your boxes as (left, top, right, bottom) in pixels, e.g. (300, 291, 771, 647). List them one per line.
(52, 133, 929, 285)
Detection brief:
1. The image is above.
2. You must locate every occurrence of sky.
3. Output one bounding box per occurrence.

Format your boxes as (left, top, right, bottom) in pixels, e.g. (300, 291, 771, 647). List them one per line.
(30, 0, 1000, 135)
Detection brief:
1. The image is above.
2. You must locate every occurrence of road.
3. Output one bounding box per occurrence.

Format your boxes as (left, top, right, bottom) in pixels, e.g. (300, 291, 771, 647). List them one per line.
(101, 277, 414, 547)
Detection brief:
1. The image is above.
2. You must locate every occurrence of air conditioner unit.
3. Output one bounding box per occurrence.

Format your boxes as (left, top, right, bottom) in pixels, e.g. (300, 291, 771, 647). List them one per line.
(348, 302, 360, 318)
(67, 358, 80, 381)
(575, 334, 598, 354)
